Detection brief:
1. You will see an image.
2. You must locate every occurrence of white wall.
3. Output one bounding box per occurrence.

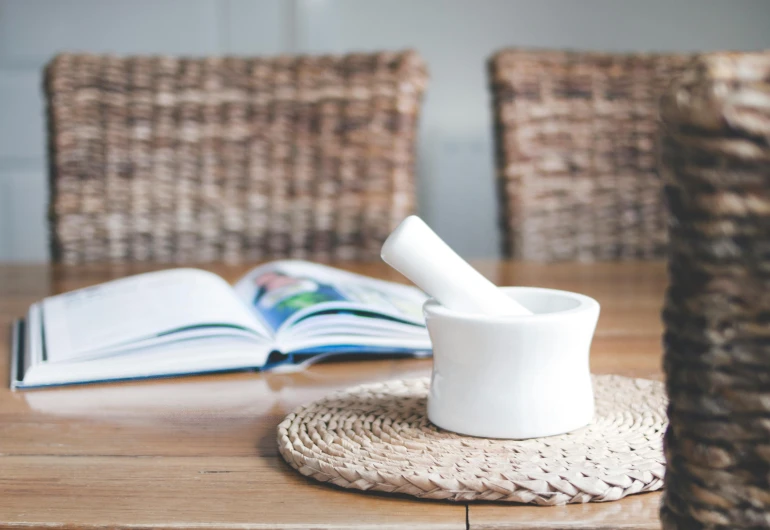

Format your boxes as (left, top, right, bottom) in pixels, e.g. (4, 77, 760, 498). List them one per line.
(1, 0, 769, 261)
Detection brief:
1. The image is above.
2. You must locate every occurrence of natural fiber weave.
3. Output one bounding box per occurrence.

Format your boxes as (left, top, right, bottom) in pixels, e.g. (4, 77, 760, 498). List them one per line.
(659, 52, 770, 530)
(278, 375, 666, 504)
(45, 51, 427, 264)
(489, 49, 693, 261)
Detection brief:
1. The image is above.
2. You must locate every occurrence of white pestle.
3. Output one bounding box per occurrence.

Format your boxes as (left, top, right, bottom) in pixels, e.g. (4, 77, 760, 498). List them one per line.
(381, 216, 532, 316)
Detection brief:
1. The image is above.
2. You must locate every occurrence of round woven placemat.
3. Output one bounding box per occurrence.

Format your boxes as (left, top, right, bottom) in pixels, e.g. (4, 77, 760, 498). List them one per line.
(278, 374, 667, 505)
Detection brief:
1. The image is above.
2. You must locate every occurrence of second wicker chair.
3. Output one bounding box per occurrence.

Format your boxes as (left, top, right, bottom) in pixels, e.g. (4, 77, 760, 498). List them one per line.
(46, 51, 428, 264)
(489, 49, 693, 261)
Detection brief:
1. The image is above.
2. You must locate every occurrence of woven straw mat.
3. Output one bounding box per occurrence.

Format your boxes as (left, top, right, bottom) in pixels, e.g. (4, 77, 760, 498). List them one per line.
(277, 374, 666, 505)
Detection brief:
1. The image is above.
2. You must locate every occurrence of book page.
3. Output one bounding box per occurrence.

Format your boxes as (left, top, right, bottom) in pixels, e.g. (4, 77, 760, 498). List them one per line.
(20, 334, 272, 388)
(233, 260, 428, 333)
(41, 268, 266, 362)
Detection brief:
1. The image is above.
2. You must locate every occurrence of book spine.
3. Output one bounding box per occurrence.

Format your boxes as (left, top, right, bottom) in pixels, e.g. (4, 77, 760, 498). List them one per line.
(9, 319, 22, 390)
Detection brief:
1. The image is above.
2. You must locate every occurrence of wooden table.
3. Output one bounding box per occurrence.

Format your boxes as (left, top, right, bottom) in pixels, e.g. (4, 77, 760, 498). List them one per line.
(0, 261, 667, 529)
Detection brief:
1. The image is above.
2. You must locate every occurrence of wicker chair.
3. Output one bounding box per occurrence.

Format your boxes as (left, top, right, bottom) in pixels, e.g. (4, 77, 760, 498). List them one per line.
(660, 52, 770, 530)
(489, 49, 693, 261)
(45, 51, 427, 264)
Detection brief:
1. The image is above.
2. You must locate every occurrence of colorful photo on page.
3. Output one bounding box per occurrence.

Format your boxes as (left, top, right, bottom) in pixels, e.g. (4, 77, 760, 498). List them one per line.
(252, 271, 347, 330)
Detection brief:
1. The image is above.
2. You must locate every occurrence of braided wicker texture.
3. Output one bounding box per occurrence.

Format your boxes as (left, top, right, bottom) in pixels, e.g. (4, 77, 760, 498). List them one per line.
(278, 375, 666, 504)
(489, 49, 693, 261)
(45, 51, 427, 264)
(659, 52, 770, 530)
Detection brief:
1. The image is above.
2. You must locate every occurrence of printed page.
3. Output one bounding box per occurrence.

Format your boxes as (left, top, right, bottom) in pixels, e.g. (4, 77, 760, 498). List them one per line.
(57, 325, 264, 362)
(233, 260, 428, 334)
(42, 268, 267, 363)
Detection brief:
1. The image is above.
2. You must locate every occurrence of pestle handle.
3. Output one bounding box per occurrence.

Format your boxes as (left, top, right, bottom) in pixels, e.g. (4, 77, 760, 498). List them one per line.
(381, 216, 532, 316)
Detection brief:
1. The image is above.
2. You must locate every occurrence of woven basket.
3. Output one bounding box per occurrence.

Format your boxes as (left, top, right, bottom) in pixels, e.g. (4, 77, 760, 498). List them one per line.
(659, 52, 770, 529)
(489, 49, 693, 261)
(45, 51, 427, 264)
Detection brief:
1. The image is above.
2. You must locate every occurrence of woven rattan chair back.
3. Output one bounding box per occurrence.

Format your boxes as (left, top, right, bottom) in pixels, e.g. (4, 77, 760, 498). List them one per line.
(489, 49, 693, 261)
(659, 51, 770, 530)
(45, 51, 427, 263)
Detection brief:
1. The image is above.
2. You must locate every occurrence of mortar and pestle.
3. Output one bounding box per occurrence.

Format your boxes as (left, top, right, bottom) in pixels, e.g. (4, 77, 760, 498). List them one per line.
(381, 216, 600, 439)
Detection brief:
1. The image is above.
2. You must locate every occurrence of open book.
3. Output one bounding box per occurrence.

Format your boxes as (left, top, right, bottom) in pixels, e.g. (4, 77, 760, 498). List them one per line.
(11, 260, 431, 389)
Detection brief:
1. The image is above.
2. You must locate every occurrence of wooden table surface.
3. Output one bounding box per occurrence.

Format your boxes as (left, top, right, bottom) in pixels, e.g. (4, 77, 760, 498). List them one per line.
(0, 261, 667, 529)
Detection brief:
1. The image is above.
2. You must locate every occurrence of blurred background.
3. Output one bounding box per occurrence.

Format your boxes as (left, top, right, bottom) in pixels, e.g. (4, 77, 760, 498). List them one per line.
(1, 0, 770, 262)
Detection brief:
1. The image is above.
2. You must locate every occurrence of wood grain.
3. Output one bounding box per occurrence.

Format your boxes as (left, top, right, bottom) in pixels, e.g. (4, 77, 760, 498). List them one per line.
(468, 493, 662, 530)
(1, 455, 466, 529)
(0, 261, 667, 529)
